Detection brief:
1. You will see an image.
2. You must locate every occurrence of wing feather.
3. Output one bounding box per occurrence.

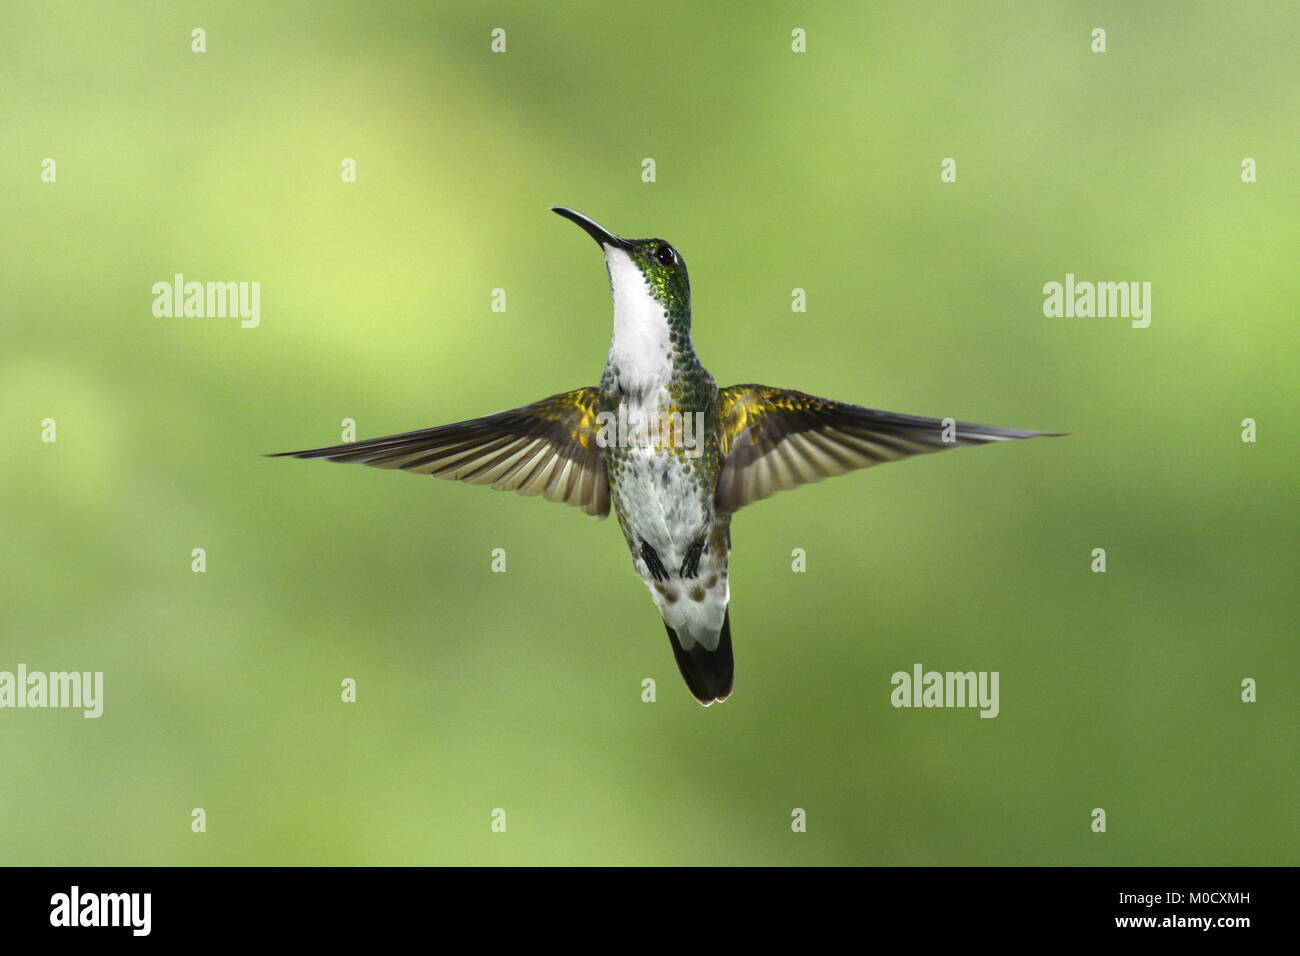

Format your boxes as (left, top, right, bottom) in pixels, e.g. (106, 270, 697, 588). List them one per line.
(268, 388, 610, 518)
(716, 384, 1058, 513)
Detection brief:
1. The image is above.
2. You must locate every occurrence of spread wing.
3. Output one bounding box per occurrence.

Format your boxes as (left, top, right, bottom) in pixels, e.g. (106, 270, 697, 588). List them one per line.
(716, 384, 1057, 513)
(268, 388, 610, 518)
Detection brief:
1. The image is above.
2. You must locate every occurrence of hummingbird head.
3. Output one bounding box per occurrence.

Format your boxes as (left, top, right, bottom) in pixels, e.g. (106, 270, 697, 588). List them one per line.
(552, 207, 690, 322)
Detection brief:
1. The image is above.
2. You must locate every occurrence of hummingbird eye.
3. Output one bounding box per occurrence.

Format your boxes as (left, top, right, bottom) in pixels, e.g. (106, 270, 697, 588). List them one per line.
(654, 244, 676, 266)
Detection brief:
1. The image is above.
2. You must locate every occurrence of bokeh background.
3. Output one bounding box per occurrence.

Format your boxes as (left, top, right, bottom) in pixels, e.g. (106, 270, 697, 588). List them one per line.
(1, 1, 1296, 865)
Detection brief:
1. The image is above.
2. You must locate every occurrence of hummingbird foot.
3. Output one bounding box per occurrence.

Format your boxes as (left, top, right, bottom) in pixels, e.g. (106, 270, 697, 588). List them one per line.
(678, 538, 706, 578)
(640, 541, 670, 582)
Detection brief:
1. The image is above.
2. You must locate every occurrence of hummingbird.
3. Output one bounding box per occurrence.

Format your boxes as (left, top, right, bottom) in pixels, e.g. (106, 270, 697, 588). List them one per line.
(271, 208, 1056, 706)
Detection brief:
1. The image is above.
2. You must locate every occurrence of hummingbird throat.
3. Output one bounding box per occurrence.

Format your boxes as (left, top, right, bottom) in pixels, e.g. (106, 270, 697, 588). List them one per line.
(600, 247, 702, 457)
(603, 247, 690, 386)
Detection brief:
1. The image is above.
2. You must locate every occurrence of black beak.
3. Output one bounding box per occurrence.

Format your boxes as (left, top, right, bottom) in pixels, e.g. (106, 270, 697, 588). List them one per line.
(552, 207, 632, 250)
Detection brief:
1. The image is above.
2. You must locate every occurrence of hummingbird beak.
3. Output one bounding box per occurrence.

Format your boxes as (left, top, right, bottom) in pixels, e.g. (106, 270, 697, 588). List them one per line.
(552, 207, 633, 251)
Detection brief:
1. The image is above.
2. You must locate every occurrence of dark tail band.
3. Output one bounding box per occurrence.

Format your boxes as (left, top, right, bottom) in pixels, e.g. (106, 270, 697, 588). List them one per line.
(664, 610, 734, 706)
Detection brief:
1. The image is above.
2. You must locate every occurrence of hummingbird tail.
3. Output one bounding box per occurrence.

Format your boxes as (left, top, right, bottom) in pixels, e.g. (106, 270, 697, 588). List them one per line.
(664, 609, 734, 706)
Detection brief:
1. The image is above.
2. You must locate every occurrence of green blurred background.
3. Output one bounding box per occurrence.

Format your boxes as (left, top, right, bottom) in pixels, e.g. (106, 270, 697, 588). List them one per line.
(2, 1, 1296, 865)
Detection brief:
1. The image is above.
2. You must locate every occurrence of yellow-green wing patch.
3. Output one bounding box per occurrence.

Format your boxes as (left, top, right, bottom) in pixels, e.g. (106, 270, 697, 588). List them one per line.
(269, 388, 610, 518)
(716, 384, 1056, 513)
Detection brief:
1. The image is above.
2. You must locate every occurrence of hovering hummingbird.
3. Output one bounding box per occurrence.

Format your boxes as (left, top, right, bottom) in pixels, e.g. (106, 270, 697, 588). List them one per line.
(271, 208, 1056, 705)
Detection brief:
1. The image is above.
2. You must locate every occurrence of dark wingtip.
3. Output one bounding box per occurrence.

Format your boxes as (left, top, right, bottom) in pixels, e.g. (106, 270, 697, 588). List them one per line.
(665, 610, 734, 706)
(977, 426, 1067, 442)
